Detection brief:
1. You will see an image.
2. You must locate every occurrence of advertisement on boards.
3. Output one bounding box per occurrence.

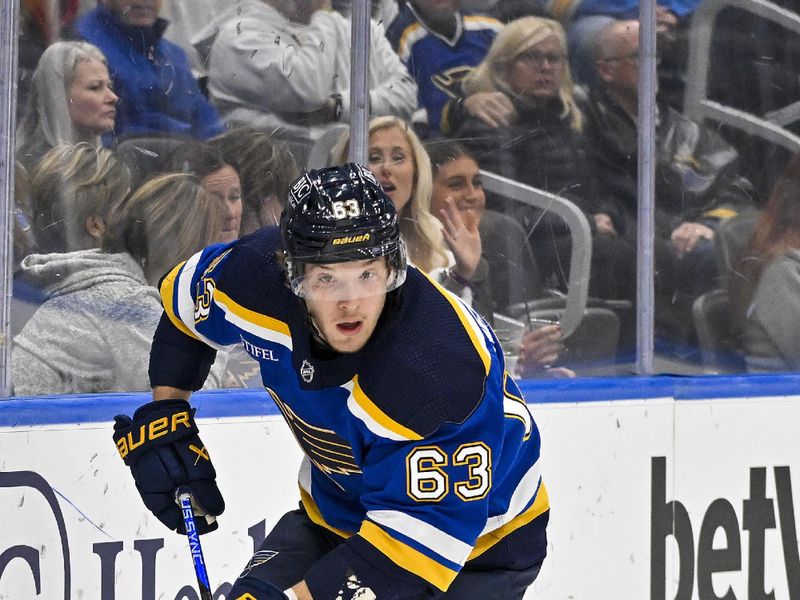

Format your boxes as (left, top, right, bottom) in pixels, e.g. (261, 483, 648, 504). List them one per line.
(1, 392, 799, 599)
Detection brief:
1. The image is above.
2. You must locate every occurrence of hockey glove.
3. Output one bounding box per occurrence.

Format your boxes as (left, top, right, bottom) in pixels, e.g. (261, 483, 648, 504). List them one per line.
(113, 399, 224, 534)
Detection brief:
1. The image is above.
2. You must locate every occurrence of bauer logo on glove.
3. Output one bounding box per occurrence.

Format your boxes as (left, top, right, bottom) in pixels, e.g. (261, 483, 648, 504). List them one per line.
(112, 399, 225, 534)
(115, 408, 193, 461)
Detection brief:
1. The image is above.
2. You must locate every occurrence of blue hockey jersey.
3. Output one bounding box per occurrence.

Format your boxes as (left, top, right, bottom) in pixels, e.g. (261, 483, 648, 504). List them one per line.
(387, 6, 501, 132)
(153, 226, 548, 595)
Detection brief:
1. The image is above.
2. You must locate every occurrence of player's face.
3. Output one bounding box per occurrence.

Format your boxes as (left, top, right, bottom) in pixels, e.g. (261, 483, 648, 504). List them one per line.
(68, 59, 118, 138)
(505, 36, 566, 101)
(367, 127, 415, 215)
(102, 0, 162, 27)
(201, 165, 242, 244)
(303, 259, 390, 353)
(431, 156, 485, 222)
(413, 0, 459, 22)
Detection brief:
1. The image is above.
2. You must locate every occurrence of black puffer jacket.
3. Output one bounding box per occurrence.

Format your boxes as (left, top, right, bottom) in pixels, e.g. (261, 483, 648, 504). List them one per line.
(452, 96, 595, 235)
(582, 87, 756, 241)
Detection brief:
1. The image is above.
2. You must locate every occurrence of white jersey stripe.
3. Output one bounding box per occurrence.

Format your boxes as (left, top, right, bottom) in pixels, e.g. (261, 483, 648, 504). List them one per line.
(367, 509, 473, 567)
(212, 293, 293, 349)
(343, 381, 409, 441)
(480, 461, 542, 536)
(503, 396, 533, 437)
(175, 251, 226, 350)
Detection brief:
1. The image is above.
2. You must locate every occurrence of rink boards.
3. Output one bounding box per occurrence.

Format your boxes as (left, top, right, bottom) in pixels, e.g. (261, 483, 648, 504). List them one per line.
(1, 375, 800, 600)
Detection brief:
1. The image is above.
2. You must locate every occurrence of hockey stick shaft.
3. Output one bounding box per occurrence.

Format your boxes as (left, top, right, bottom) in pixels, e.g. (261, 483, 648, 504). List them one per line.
(177, 488, 213, 600)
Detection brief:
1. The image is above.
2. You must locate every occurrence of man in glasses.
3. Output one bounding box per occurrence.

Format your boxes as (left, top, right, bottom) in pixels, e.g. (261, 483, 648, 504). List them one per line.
(112, 163, 550, 599)
(585, 19, 755, 352)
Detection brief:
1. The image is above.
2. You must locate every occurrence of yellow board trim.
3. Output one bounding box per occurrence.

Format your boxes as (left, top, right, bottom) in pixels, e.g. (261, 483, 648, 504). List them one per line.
(360, 521, 458, 592)
(159, 261, 199, 340)
(212, 288, 291, 338)
(299, 486, 353, 539)
(420, 270, 491, 375)
(352, 376, 423, 441)
(469, 483, 550, 560)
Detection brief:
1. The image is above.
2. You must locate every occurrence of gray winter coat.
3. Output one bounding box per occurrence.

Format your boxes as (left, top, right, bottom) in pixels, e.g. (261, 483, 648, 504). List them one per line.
(12, 250, 224, 395)
(744, 249, 800, 372)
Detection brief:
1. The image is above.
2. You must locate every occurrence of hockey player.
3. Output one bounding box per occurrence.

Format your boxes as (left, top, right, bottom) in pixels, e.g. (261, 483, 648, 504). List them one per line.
(112, 163, 549, 599)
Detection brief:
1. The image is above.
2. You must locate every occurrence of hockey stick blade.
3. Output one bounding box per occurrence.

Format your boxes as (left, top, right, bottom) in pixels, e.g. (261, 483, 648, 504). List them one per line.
(176, 487, 213, 600)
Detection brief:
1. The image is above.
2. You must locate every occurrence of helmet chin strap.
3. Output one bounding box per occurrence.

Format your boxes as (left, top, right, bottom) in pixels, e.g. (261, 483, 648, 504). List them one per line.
(303, 304, 334, 352)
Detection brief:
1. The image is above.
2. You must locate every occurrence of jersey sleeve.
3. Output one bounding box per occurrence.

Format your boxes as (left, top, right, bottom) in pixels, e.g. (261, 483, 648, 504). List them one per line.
(149, 242, 242, 390)
(158, 243, 243, 349)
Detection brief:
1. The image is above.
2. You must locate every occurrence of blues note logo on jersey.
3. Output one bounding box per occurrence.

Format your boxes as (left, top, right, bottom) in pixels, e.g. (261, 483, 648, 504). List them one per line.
(268, 391, 361, 478)
(239, 550, 279, 578)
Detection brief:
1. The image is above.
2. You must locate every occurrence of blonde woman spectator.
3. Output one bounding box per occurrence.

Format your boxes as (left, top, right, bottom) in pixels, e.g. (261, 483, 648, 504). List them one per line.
(12, 173, 225, 396)
(16, 41, 118, 169)
(29, 142, 131, 253)
(333, 116, 490, 307)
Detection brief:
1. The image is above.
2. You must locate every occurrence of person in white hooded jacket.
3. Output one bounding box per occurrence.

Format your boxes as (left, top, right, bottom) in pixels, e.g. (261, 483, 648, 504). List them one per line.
(12, 173, 226, 396)
(196, 0, 418, 166)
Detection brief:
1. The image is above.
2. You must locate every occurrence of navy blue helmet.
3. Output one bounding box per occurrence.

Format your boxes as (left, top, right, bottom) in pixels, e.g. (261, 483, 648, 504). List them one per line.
(280, 163, 407, 292)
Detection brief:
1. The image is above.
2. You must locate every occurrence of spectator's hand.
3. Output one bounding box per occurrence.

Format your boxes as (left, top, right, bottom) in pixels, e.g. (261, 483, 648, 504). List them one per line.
(671, 222, 714, 258)
(517, 324, 564, 375)
(440, 196, 481, 281)
(656, 6, 678, 47)
(463, 92, 517, 128)
(593, 212, 617, 236)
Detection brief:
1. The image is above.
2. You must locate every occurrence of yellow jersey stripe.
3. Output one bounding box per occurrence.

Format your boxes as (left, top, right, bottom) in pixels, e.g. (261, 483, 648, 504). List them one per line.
(703, 207, 738, 220)
(212, 288, 293, 349)
(159, 261, 199, 340)
(397, 22, 424, 61)
(469, 483, 550, 560)
(360, 521, 459, 591)
(299, 486, 353, 539)
(420, 270, 491, 375)
(349, 377, 423, 441)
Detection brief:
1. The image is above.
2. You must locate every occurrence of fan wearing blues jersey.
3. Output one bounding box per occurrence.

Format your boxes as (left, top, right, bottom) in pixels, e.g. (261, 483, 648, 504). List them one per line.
(112, 163, 549, 599)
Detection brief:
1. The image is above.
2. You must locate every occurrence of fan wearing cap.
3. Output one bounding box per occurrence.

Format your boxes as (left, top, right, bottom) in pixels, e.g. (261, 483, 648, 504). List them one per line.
(112, 163, 550, 600)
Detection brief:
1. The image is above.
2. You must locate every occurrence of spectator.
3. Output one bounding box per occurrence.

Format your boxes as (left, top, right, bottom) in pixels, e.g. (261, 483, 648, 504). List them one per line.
(209, 127, 300, 235)
(448, 17, 613, 290)
(11, 173, 225, 396)
(426, 140, 541, 312)
(426, 140, 574, 376)
(74, 0, 224, 141)
(332, 116, 491, 312)
(164, 143, 243, 243)
(586, 19, 755, 345)
(729, 154, 800, 371)
(16, 41, 118, 169)
(29, 143, 131, 253)
(196, 0, 417, 167)
(386, 0, 502, 134)
(453, 17, 588, 203)
(17, 0, 82, 123)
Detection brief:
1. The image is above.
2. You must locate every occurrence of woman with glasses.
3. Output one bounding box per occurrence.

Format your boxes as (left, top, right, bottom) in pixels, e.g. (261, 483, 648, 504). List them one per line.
(446, 17, 611, 294)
